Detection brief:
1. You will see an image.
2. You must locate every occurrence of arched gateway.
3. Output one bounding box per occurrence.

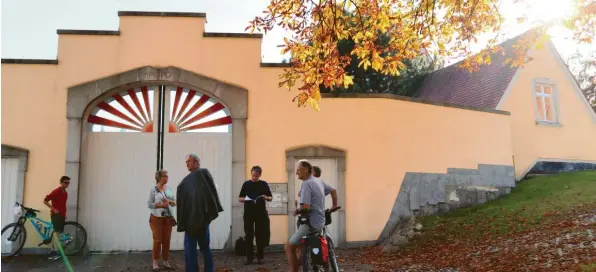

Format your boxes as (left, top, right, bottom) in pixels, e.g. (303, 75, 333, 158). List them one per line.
(66, 67, 247, 252)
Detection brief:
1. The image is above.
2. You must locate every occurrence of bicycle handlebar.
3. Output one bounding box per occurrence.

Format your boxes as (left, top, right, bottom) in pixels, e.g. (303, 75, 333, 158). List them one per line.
(296, 206, 342, 216)
(328, 206, 341, 213)
(296, 206, 342, 232)
(15, 202, 41, 213)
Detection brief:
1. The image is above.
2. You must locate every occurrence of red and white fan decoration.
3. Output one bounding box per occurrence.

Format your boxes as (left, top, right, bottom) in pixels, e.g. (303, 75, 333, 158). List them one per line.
(88, 86, 231, 133)
(168, 87, 232, 133)
(88, 87, 155, 132)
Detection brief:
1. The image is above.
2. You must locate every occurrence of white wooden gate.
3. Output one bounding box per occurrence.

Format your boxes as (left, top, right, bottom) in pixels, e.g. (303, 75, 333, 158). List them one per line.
(79, 133, 157, 251)
(162, 133, 232, 250)
(1, 158, 19, 254)
(79, 85, 233, 251)
(293, 158, 339, 247)
(162, 86, 232, 250)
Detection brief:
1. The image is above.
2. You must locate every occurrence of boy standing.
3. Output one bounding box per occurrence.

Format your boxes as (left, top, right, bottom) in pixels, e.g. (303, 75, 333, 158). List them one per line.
(43, 176, 70, 260)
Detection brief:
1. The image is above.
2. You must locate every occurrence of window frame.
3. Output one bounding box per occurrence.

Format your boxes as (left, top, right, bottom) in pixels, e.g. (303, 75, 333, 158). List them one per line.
(531, 78, 561, 126)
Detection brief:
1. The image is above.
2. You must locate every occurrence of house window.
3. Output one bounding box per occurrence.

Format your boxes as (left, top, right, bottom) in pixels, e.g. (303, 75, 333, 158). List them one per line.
(533, 80, 558, 123)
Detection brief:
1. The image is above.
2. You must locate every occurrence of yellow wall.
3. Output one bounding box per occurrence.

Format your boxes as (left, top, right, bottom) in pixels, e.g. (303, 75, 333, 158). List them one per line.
(2, 15, 513, 245)
(1, 65, 63, 248)
(256, 95, 513, 241)
(500, 42, 596, 178)
(1, 65, 63, 246)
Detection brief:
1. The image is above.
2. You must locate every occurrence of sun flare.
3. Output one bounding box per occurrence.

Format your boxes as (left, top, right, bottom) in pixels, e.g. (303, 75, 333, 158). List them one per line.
(524, 0, 578, 23)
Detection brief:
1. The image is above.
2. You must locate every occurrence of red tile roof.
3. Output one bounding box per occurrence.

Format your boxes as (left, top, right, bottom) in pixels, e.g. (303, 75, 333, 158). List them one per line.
(416, 34, 527, 109)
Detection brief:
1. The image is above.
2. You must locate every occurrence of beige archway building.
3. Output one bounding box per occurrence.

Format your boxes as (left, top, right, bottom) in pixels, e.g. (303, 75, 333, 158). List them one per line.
(3, 11, 595, 253)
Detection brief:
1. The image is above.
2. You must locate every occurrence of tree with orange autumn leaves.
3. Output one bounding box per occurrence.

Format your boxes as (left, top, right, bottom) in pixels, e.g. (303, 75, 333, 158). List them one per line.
(247, 0, 596, 111)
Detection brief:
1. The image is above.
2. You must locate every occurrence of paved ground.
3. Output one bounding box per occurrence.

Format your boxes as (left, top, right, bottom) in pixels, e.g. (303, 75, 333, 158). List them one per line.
(0, 250, 371, 272)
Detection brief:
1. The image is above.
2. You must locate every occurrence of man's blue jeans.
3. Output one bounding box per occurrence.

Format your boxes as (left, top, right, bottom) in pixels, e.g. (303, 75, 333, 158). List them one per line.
(183, 226, 213, 272)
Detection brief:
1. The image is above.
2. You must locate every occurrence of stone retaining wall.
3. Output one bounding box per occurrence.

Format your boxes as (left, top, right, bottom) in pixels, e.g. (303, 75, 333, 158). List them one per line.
(413, 186, 512, 217)
(527, 161, 596, 176)
(378, 164, 515, 242)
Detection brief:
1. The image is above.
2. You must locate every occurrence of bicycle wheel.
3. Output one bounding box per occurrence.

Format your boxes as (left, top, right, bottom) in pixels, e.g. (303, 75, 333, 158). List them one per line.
(302, 245, 326, 272)
(1, 223, 27, 257)
(301, 245, 314, 272)
(60, 221, 87, 255)
(326, 238, 339, 272)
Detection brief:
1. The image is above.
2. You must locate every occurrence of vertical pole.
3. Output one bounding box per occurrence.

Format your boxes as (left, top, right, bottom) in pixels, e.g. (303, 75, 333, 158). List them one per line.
(156, 85, 165, 170)
(54, 233, 74, 272)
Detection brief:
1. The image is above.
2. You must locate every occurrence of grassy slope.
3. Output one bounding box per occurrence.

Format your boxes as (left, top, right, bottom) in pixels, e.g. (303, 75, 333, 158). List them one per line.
(356, 171, 596, 271)
(418, 171, 596, 241)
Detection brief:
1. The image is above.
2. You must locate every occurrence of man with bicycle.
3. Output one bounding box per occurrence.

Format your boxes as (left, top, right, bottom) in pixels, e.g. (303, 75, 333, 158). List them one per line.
(43, 175, 71, 260)
(285, 160, 338, 272)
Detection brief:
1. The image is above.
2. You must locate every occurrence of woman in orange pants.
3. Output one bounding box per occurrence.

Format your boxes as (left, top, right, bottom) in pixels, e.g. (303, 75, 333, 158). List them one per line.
(147, 170, 176, 271)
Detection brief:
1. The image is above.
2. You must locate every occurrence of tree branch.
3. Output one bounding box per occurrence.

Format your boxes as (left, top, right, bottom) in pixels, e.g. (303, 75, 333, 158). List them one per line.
(349, 0, 367, 34)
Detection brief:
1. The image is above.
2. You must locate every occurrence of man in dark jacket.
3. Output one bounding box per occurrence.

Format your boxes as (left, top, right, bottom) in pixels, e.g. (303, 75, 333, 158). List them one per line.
(239, 165, 272, 265)
(177, 153, 223, 272)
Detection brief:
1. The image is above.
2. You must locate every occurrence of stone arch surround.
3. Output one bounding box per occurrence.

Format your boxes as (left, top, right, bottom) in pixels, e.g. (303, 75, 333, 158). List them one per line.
(66, 66, 247, 251)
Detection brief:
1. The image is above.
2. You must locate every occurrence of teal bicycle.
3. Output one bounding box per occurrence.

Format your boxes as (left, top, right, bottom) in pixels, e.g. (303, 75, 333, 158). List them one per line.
(1, 202, 87, 257)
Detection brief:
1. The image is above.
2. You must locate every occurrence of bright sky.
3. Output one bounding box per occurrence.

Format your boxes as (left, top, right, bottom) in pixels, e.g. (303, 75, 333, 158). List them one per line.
(1, 0, 593, 64)
(0, 0, 291, 62)
(445, 0, 595, 64)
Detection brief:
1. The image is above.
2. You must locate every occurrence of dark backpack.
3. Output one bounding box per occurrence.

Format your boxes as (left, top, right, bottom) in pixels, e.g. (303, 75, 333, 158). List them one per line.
(235, 237, 246, 256)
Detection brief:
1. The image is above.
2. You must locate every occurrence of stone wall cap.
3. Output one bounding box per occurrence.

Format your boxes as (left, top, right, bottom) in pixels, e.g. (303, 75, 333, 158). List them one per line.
(118, 11, 207, 18)
(1, 59, 58, 65)
(57, 29, 120, 36)
(203, 32, 263, 39)
(260, 63, 291, 68)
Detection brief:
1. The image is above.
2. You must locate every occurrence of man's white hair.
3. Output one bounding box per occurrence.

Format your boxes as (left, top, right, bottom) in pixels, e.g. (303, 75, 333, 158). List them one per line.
(186, 153, 200, 162)
(296, 159, 313, 173)
(297, 159, 309, 165)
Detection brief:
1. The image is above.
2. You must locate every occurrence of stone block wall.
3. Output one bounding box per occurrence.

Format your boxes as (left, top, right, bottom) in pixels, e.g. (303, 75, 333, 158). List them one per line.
(413, 186, 512, 217)
(378, 164, 515, 242)
(527, 161, 596, 176)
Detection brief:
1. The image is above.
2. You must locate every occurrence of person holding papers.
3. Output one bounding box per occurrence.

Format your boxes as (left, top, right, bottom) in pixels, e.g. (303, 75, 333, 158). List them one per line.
(238, 166, 273, 265)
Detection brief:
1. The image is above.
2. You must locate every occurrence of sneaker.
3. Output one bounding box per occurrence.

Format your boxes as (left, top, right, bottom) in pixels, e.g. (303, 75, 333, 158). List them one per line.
(63, 236, 74, 247)
(48, 252, 62, 260)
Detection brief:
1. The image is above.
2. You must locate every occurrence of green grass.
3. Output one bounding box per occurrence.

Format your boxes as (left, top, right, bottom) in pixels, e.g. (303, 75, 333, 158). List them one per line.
(418, 171, 596, 241)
